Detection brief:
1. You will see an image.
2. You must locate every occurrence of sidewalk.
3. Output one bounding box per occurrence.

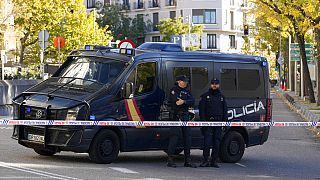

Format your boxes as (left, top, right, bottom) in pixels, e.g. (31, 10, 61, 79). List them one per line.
(276, 88, 320, 138)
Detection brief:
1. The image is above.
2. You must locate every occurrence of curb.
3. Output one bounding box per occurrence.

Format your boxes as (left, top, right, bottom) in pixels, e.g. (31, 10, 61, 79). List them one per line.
(275, 90, 320, 138)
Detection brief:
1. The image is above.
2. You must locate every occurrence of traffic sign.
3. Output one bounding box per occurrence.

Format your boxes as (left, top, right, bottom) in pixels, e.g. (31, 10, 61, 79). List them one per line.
(118, 39, 135, 48)
(277, 56, 284, 65)
(38, 30, 49, 50)
(290, 43, 314, 61)
(54, 36, 65, 48)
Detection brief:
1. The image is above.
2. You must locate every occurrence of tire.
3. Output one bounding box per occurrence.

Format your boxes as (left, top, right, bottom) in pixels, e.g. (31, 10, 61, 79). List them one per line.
(89, 130, 120, 164)
(34, 148, 56, 156)
(219, 131, 245, 163)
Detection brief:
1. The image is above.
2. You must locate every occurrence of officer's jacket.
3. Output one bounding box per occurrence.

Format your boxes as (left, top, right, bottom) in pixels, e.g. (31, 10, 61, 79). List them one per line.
(199, 89, 228, 121)
(169, 85, 195, 115)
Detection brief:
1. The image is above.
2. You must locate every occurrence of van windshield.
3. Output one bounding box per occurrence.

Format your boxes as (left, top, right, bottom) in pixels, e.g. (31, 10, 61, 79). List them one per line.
(58, 56, 126, 85)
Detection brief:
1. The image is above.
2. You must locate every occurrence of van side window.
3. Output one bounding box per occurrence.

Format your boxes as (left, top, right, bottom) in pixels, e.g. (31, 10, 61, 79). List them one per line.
(173, 67, 191, 80)
(132, 62, 156, 95)
(220, 69, 236, 91)
(192, 67, 208, 90)
(238, 69, 260, 90)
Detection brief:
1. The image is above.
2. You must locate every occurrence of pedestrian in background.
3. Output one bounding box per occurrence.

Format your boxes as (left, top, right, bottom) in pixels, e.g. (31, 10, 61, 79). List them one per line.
(199, 78, 228, 168)
(166, 75, 197, 168)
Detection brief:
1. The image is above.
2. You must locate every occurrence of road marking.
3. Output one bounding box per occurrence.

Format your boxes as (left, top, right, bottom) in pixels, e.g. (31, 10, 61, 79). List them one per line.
(247, 175, 276, 178)
(109, 167, 139, 174)
(235, 163, 247, 168)
(0, 177, 45, 179)
(0, 161, 82, 180)
(0, 127, 13, 130)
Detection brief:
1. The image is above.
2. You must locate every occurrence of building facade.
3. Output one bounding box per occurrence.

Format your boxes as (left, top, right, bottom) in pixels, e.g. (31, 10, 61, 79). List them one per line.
(0, 0, 16, 60)
(85, 0, 249, 53)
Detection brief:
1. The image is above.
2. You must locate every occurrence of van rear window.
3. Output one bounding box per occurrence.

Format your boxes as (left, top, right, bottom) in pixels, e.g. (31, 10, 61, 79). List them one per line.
(238, 69, 260, 90)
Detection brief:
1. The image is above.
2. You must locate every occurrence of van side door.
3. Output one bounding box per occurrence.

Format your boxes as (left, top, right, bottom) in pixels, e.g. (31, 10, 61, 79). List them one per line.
(119, 60, 165, 150)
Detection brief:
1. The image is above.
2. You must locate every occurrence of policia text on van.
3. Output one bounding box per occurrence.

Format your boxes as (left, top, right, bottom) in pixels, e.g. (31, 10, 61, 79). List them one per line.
(12, 43, 272, 164)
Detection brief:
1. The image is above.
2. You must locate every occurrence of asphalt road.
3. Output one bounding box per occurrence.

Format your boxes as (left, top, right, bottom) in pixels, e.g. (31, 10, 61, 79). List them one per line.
(0, 93, 319, 180)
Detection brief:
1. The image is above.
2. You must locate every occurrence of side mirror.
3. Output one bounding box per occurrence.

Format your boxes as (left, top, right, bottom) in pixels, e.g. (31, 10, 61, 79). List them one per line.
(122, 82, 134, 99)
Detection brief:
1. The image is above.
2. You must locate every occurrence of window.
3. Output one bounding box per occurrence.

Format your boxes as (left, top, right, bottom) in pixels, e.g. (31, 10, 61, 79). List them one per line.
(238, 70, 260, 90)
(230, 0, 235, 6)
(152, 36, 161, 42)
(104, 0, 110, 5)
(127, 62, 156, 95)
(219, 67, 263, 97)
(230, 11, 234, 30)
(207, 34, 217, 49)
(170, 11, 176, 19)
(192, 9, 216, 24)
(220, 69, 236, 91)
(173, 67, 190, 81)
(153, 13, 159, 31)
(87, 0, 95, 8)
(192, 67, 208, 90)
(229, 35, 236, 49)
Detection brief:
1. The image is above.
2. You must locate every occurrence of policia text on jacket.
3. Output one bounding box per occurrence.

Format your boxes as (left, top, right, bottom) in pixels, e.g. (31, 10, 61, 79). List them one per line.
(12, 43, 272, 164)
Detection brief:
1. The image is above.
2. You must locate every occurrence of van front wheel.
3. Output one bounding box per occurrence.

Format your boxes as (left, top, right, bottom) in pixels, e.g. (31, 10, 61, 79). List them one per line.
(89, 130, 120, 164)
(219, 131, 245, 163)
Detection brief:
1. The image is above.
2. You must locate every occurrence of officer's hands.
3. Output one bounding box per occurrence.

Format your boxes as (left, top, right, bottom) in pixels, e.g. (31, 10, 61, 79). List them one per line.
(176, 98, 185, 105)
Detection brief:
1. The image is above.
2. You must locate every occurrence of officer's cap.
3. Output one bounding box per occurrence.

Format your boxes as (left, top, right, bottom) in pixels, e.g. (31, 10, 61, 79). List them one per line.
(211, 78, 220, 84)
(176, 75, 189, 82)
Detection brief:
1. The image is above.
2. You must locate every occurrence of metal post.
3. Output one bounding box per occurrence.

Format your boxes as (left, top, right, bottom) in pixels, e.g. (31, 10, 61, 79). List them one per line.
(301, 57, 304, 98)
(288, 36, 292, 91)
(1, 50, 5, 80)
(58, 37, 60, 67)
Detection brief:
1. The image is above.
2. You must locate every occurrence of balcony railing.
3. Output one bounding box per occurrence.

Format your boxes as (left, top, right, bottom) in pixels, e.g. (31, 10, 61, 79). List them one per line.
(121, 3, 130, 10)
(133, 1, 145, 10)
(165, 0, 176, 6)
(148, 0, 159, 8)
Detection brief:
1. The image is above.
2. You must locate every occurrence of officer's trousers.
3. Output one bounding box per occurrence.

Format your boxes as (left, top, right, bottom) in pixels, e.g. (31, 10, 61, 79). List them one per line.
(202, 126, 222, 161)
(167, 114, 192, 160)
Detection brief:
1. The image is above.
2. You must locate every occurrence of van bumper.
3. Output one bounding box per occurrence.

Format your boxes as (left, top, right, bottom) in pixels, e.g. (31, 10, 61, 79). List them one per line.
(12, 125, 98, 153)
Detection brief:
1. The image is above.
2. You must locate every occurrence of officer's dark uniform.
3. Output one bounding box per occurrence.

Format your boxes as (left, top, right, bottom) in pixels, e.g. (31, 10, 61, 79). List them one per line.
(199, 78, 228, 168)
(166, 75, 196, 168)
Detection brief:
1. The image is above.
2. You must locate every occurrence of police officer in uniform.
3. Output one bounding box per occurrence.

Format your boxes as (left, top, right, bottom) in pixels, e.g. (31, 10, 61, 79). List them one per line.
(166, 75, 197, 168)
(199, 78, 228, 168)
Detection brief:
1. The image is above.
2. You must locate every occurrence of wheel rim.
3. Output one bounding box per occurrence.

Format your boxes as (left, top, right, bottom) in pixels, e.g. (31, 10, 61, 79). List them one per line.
(99, 139, 114, 157)
(229, 140, 240, 155)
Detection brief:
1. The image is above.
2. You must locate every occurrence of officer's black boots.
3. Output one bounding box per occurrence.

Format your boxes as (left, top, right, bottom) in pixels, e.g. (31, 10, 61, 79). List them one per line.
(184, 157, 197, 168)
(167, 156, 177, 168)
(199, 159, 211, 167)
(210, 159, 220, 168)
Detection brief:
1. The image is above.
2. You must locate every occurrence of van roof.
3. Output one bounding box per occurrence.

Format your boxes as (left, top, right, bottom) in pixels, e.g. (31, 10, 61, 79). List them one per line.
(135, 51, 264, 63)
(70, 49, 264, 63)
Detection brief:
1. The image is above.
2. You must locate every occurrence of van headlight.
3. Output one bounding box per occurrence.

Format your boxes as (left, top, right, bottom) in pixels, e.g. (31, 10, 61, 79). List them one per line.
(66, 106, 82, 121)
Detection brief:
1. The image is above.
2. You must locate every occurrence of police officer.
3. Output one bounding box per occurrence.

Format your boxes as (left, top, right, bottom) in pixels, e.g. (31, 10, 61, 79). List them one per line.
(166, 75, 197, 168)
(199, 78, 228, 168)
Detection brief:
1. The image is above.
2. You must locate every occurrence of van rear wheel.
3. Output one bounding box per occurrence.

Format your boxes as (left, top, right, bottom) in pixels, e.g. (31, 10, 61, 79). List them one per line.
(34, 148, 56, 156)
(219, 131, 245, 163)
(89, 129, 120, 164)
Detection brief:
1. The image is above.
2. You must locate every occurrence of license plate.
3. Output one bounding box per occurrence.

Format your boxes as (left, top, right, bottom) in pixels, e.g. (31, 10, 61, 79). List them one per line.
(27, 134, 45, 143)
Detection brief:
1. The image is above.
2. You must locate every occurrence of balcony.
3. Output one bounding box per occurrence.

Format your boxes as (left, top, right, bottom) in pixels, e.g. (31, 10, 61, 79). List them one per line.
(148, 0, 160, 8)
(121, 3, 131, 11)
(165, 0, 176, 7)
(133, 1, 145, 10)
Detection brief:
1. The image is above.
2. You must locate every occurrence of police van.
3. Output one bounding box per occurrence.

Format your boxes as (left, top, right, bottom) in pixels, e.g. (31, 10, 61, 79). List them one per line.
(12, 43, 272, 164)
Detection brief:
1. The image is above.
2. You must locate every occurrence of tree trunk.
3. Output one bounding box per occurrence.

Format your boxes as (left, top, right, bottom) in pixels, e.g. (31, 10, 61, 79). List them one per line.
(316, 28, 320, 106)
(297, 33, 315, 103)
(19, 45, 25, 65)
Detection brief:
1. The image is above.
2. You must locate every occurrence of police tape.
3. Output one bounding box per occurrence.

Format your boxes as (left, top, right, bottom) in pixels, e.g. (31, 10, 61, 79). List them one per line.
(0, 119, 319, 127)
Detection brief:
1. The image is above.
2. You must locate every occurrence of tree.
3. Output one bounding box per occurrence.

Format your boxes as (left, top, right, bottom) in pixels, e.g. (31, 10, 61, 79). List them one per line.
(13, 0, 112, 66)
(254, 0, 316, 103)
(157, 17, 203, 48)
(96, 4, 151, 46)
